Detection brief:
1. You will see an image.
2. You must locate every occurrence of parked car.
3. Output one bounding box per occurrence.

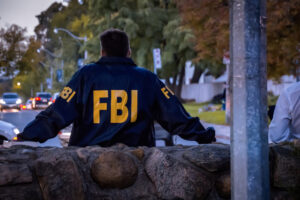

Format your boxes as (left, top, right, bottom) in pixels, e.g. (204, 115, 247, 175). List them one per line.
(0, 120, 20, 145)
(32, 92, 52, 109)
(0, 92, 22, 111)
(25, 99, 33, 110)
(52, 92, 60, 103)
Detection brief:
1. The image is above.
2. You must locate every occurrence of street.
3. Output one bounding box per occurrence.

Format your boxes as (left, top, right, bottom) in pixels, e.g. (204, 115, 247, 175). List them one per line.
(0, 109, 229, 147)
(0, 109, 39, 131)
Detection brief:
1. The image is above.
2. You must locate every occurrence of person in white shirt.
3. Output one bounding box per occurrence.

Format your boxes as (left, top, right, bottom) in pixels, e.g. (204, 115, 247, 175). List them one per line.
(269, 82, 300, 143)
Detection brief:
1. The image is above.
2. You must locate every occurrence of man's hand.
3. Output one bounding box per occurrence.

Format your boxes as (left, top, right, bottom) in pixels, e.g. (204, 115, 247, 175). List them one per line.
(197, 127, 216, 144)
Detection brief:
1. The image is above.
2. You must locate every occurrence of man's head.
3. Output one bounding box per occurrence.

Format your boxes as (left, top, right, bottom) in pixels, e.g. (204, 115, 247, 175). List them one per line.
(100, 29, 131, 57)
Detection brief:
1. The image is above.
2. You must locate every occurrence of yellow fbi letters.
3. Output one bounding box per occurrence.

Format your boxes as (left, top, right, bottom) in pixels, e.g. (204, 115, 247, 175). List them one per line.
(93, 90, 138, 124)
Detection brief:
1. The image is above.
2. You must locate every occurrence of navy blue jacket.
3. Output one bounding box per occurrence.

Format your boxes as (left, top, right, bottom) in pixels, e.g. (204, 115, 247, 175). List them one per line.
(20, 57, 215, 147)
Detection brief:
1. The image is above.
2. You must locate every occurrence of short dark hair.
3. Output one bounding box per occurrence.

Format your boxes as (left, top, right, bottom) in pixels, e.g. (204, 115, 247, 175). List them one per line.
(100, 29, 130, 57)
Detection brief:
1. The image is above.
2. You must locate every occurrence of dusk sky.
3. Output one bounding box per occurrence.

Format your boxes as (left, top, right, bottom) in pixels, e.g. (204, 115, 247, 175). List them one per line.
(0, 0, 64, 36)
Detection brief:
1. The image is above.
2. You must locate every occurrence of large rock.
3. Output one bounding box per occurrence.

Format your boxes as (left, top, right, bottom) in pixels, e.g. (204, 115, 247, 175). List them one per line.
(215, 172, 231, 199)
(183, 144, 230, 172)
(145, 148, 212, 200)
(271, 144, 300, 189)
(0, 164, 32, 186)
(91, 151, 138, 189)
(34, 148, 85, 200)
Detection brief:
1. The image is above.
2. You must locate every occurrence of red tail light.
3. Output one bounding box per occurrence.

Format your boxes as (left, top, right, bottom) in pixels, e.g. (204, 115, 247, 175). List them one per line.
(50, 97, 52, 101)
(35, 97, 41, 101)
(52, 99, 56, 103)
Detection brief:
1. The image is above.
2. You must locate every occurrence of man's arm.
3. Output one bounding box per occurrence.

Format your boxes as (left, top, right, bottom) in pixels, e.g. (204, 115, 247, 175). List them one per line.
(153, 77, 215, 144)
(268, 91, 291, 143)
(18, 70, 83, 143)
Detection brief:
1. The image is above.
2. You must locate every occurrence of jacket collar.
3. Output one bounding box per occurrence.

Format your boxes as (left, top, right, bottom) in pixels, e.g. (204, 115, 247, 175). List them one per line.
(97, 56, 137, 66)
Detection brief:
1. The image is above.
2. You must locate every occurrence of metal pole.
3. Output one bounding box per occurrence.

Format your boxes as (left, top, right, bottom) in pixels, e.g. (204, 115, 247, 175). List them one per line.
(84, 36, 88, 63)
(230, 0, 269, 199)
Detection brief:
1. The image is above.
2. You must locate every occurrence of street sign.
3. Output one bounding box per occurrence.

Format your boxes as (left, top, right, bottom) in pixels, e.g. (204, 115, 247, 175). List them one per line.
(153, 48, 162, 70)
(56, 69, 63, 82)
(46, 78, 52, 89)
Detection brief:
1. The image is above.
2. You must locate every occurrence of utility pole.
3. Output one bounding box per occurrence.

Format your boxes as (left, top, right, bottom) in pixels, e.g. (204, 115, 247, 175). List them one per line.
(230, 0, 269, 199)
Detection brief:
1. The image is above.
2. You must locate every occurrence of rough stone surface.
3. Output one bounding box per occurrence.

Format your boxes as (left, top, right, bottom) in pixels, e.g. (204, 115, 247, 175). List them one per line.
(0, 142, 299, 199)
(215, 172, 231, 199)
(91, 151, 138, 189)
(271, 144, 300, 189)
(34, 148, 85, 200)
(129, 148, 144, 160)
(145, 148, 212, 200)
(0, 164, 32, 186)
(183, 144, 230, 172)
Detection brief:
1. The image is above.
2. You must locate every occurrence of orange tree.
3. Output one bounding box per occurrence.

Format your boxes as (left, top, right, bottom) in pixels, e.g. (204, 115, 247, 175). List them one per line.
(177, 0, 300, 79)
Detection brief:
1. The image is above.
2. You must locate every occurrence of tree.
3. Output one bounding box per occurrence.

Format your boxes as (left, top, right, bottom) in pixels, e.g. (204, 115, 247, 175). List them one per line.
(39, 0, 224, 99)
(177, 0, 300, 80)
(86, 0, 199, 98)
(0, 24, 27, 77)
(12, 37, 47, 99)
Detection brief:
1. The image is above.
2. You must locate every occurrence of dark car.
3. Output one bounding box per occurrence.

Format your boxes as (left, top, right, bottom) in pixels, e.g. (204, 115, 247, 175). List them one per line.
(0, 92, 22, 111)
(32, 92, 52, 109)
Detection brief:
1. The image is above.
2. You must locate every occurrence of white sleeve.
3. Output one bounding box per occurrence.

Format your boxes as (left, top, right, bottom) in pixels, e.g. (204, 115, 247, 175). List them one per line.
(268, 91, 291, 143)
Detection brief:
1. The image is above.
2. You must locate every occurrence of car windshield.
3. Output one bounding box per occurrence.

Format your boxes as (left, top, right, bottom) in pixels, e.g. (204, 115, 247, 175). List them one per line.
(38, 94, 51, 98)
(3, 94, 18, 98)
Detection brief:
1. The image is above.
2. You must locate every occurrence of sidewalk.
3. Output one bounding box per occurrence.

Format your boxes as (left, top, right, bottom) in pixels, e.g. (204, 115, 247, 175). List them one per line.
(202, 121, 230, 144)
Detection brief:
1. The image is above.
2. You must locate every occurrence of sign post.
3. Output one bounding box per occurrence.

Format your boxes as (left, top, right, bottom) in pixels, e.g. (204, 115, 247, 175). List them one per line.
(153, 48, 162, 74)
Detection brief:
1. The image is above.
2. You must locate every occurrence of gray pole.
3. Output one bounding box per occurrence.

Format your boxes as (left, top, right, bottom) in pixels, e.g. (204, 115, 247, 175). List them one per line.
(230, 0, 269, 199)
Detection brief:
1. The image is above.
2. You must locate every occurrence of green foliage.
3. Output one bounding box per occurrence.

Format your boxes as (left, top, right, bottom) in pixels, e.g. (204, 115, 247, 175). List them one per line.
(0, 24, 27, 76)
(183, 102, 226, 125)
(32, 0, 227, 99)
(12, 37, 47, 99)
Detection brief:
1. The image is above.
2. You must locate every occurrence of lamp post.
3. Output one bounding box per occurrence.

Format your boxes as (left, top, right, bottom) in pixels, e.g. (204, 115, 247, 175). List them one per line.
(53, 28, 88, 64)
(37, 46, 63, 89)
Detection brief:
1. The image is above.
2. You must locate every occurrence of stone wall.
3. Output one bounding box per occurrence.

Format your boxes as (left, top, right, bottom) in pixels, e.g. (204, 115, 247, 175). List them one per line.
(0, 142, 299, 200)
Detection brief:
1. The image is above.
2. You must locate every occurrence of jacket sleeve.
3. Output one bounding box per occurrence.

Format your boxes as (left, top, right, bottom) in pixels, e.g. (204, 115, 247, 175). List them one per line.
(19, 70, 83, 143)
(153, 77, 215, 143)
(268, 90, 291, 143)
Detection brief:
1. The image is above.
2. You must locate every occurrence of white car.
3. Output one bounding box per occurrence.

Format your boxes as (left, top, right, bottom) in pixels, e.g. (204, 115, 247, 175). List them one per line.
(25, 99, 33, 110)
(0, 120, 20, 144)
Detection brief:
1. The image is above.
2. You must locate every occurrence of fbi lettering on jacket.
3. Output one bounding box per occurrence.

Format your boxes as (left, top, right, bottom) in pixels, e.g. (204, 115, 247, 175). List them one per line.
(93, 90, 138, 124)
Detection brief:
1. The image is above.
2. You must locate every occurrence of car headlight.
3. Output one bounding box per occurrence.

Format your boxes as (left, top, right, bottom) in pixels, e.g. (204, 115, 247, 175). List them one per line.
(16, 99, 22, 104)
(0, 99, 5, 104)
(13, 128, 20, 135)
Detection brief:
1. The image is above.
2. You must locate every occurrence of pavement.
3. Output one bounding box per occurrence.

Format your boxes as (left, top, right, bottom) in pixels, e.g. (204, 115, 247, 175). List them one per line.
(202, 121, 230, 144)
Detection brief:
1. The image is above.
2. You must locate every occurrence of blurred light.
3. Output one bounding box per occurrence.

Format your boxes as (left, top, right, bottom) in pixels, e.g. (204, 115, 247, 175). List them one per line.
(13, 136, 18, 141)
(0, 99, 5, 104)
(22, 105, 26, 109)
(13, 128, 20, 135)
(17, 82, 21, 86)
(78, 0, 83, 5)
(16, 99, 22, 104)
(53, 28, 58, 34)
(35, 97, 41, 101)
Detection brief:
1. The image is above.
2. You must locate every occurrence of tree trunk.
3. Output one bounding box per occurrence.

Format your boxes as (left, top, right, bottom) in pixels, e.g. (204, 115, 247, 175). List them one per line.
(190, 66, 203, 83)
(176, 65, 185, 102)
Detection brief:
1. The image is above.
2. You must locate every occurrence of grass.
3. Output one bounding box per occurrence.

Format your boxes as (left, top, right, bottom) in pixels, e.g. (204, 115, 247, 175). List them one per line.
(183, 102, 226, 125)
